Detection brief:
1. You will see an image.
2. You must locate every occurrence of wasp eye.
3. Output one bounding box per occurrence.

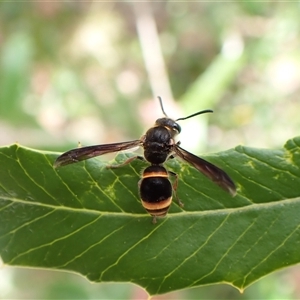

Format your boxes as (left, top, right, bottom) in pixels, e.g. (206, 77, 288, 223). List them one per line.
(173, 123, 181, 133)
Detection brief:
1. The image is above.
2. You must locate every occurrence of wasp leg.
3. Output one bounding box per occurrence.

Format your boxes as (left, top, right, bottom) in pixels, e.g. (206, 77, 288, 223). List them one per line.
(106, 155, 145, 169)
(168, 141, 181, 160)
(152, 216, 157, 224)
(168, 170, 184, 207)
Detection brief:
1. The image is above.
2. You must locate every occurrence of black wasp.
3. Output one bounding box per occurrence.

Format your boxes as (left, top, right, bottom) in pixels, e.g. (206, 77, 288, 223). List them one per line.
(54, 97, 236, 223)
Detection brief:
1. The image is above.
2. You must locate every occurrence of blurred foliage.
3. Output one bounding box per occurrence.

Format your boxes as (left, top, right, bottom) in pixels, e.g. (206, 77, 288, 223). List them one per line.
(0, 1, 300, 299)
(1, 2, 300, 151)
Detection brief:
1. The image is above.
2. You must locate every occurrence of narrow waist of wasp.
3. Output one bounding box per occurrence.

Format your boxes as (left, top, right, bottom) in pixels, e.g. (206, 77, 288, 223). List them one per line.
(142, 171, 169, 178)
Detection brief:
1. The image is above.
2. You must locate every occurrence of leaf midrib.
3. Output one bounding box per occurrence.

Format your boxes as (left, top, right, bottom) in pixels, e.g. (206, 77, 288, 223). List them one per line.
(1, 195, 299, 217)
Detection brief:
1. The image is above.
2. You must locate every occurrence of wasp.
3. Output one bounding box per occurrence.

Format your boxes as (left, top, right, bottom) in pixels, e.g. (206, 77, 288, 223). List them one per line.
(54, 97, 236, 223)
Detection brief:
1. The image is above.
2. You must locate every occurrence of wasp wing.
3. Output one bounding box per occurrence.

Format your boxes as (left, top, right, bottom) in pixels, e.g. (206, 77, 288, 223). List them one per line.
(54, 140, 142, 168)
(173, 145, 236, 196)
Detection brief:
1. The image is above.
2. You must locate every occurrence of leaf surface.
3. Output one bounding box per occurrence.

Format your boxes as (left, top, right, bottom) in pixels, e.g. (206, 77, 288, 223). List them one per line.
(0, 138, 300, 295)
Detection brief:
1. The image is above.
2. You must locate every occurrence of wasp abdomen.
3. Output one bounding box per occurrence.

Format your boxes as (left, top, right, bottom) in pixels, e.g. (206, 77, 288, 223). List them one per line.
(140, 165, 172, 217)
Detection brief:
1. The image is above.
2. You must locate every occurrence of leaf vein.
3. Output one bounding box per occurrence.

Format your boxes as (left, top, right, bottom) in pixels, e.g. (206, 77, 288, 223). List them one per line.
(16, 148, 61, 205)
(99, 218, 167, 280)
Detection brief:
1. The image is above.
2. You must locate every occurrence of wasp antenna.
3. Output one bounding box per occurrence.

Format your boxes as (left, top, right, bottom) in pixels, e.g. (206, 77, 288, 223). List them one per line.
(158, 96, 168, 117)
(176, 109, 213, 121)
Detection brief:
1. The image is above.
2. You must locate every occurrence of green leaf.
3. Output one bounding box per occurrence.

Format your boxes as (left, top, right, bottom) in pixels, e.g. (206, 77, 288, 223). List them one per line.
(0, 138, 300, 296)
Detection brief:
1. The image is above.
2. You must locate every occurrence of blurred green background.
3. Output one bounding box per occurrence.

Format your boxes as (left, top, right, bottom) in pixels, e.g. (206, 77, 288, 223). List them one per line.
(0, 2, 300, 299)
